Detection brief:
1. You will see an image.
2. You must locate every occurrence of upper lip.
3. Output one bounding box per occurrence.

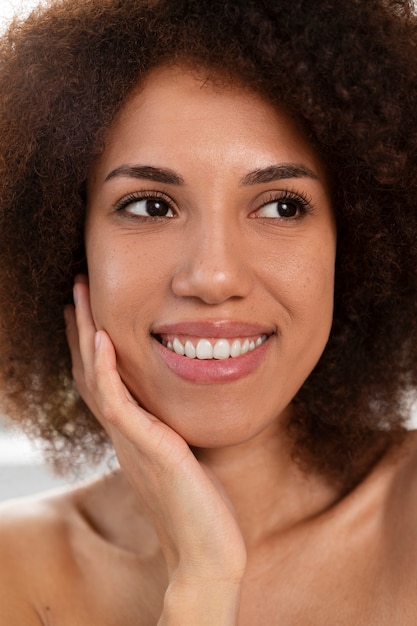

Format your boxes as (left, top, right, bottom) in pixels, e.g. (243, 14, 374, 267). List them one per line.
(151, 321, 274, 338)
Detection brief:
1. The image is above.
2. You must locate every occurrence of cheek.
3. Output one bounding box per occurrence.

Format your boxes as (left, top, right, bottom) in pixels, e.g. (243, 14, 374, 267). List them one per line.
(85, 237, 144, 330)
(264, 237, 336, 373)
(85, 232, 177, 339)
(266, 239, 335, 313)
(298, 246, 336, 331)
(87, 245, 123, 327)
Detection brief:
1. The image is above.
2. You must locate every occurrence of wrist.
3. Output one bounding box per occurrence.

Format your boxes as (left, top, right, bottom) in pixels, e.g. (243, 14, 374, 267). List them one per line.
(158, 578, 242, 626)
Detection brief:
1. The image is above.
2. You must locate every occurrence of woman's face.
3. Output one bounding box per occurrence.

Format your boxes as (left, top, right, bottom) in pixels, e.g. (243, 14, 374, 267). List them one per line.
(86, 66, 336, 448)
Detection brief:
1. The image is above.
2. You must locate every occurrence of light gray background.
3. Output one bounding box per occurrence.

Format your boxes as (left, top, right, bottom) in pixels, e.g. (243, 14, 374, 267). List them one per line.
(0, 419, 109, 502)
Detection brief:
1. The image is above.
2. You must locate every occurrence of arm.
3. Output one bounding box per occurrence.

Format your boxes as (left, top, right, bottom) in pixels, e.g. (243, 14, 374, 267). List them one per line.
(66, 277, 247, 624)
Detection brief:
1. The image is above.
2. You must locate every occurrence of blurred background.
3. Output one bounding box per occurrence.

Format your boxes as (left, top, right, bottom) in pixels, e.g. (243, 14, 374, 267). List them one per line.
(0, 0, 40, 27)
(0, 419, 72, 501)
(0, 414, 112, 501)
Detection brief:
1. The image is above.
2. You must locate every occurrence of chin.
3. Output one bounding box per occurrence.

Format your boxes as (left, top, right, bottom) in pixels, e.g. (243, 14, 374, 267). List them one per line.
(134, 387, 286, 449)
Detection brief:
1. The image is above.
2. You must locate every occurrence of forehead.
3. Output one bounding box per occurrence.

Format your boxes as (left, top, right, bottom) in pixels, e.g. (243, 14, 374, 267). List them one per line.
(90, 65, 326, 184)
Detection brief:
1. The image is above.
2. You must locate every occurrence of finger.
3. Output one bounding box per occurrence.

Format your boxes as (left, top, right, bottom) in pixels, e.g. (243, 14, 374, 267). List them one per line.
(93, 329, 151, 429)
(73, 278, 154, 441)
(93, 329, 185, 459)
(73, 275, 96, 378)
(65, 301, 100, 417)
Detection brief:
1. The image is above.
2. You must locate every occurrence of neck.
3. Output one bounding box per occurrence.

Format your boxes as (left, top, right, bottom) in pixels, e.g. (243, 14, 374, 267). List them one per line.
(83, 418, 341, 556)
(193, 422, 340, 549)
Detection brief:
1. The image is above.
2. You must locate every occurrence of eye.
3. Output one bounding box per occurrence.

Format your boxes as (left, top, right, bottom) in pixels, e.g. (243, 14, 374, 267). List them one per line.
(257, 200, 300, 218)
(253, 191, 313, 220)
(115, 193, 175, 218)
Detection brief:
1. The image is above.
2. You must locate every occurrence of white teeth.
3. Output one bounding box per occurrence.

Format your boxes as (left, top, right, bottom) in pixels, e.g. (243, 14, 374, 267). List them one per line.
(162, 334, 268, 359)
(173, 337, 185, 355)
(196, 339, 213, 359)
(241, 339, 250, 354)
(230, 339, 242, 358)
(213, 339, 231, 360)
(185, 340, 196, 358)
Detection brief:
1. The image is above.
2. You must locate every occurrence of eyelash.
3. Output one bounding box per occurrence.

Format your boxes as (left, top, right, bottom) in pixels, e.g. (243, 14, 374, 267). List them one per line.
(114, 190, 175, 218)
(254, 189, 314, 220)
(113, 188, 315, 220)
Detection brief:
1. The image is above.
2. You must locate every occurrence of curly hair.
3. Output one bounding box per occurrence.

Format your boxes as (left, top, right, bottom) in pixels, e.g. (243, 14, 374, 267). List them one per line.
(0, 0, 416, 488)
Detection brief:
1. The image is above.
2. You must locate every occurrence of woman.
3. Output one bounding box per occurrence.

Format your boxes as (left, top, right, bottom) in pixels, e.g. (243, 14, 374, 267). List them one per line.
(0, 0, 417, 623)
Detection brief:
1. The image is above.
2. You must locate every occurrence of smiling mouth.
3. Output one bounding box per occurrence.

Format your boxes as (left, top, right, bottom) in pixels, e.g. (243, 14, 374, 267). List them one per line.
(154, 334, 269, 360)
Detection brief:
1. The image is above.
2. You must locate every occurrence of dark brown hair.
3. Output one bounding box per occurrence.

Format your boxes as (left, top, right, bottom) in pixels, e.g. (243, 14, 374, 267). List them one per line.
(1, 0, 417, 487)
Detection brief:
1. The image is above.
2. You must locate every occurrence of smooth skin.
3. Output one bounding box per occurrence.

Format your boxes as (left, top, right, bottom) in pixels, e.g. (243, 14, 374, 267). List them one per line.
(1, 66, 417, 625)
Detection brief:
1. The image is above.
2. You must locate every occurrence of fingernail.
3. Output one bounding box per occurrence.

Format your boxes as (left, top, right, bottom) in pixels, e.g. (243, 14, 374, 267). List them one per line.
(95, 331, 102, 351)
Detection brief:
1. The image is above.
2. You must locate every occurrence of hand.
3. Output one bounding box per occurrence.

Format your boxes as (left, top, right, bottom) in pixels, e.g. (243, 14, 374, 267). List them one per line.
(65, 276, 246, 622)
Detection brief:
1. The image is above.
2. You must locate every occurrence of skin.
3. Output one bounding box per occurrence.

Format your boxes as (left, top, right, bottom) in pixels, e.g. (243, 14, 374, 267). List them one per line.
(1, 66, 417, 625)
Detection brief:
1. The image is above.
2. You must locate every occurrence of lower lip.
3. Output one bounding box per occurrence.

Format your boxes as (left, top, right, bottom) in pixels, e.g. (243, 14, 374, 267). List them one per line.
(152, 337, 271, 383)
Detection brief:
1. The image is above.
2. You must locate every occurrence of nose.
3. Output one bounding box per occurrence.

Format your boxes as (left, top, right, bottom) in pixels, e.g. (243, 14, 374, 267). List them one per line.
(171, 217, 253, 304)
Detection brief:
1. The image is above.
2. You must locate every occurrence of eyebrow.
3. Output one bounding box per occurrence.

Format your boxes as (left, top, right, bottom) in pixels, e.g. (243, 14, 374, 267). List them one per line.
(105, 165, 185, 185)
(104, 163, 319, 186)
(240, 164, 318, 185)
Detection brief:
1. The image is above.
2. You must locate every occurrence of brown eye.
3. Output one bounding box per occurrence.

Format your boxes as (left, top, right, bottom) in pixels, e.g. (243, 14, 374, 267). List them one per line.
(256, 199, 300, 218)
(121, 196, 174, 218)
(142, 199, 172, 217)
(275, 201, 298, 217)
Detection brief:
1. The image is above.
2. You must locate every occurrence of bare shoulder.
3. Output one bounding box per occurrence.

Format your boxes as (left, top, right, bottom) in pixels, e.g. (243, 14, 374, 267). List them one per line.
(0, 487, 77, 550)
(0, 474, 166, 625)
(0, 489, 81, 625)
